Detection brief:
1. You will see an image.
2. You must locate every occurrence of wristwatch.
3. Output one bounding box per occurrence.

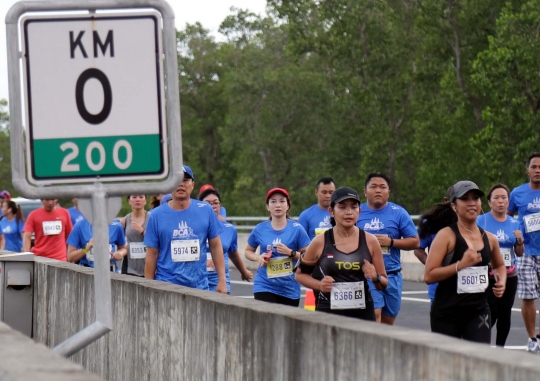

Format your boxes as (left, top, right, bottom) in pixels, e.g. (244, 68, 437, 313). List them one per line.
(374, 273, 381, 283)
(290, 250, 297, 258)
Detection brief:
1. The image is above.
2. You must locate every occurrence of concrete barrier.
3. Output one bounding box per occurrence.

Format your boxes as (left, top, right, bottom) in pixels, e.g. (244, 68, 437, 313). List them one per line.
(33, 257, 540, 381)
(0, 321, 103, 381)
(236, 233, 426, 281)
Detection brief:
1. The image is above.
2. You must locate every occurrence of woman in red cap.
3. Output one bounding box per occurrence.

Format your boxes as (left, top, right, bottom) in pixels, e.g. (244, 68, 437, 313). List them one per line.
(245, 188, 311, 306)
(198, 184, 227, 221)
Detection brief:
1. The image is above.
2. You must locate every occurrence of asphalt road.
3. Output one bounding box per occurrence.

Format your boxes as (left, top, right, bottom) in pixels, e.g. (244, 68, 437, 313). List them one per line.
(228, 269, 535, 349)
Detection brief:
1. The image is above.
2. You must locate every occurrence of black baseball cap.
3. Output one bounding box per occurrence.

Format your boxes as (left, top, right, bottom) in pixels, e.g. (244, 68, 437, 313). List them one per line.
(331, 187, 361, 205)
(450, 181, 484, 202)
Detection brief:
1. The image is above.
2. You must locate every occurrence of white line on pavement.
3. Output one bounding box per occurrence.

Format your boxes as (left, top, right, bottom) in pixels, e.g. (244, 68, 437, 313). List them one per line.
(402, 291, 428, 295)
(402, 297, 431, 303)
(238, 294, 306, 299)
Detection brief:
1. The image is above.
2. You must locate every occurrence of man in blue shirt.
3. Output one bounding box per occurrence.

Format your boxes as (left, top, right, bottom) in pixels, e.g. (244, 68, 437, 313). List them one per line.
(298, 177, 336, 240)
(357, 172, 419, 325)
(144, 165, 227, 293)
(508, 152, 540, 353)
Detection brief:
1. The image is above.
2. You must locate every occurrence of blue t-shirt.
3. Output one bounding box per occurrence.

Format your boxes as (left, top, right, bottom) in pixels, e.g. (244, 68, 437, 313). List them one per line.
(477, 212, 520, 264)
(66, 219, 126, 273)
(298, 204, 332, 240)
(207, 221, 237, 292)
(356, 202, 418, 272)
(509, 183, 540, 255)
(419, 234, 438, 300)
(144, 199, 222, 289)
(248, 220, 311, 299)
(0, 218, 24, 252)
(67, 207, 86, 226)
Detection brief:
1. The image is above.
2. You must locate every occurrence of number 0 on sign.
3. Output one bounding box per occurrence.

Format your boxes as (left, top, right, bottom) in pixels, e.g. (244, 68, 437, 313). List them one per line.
(21, 11, 168, 184)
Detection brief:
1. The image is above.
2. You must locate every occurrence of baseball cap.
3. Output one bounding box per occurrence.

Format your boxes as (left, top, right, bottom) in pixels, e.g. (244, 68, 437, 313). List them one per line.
(331, 187, 361, 204)
(450, 181, 484, 202)
(199, 184, 214, 194)
(266, 188, 290, 203)
(183, 165, 194, 180)
(0, 190, 11, 200)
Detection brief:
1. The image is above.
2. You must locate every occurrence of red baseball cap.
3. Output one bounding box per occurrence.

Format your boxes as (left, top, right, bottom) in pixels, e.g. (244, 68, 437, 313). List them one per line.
(199, 184, 214, 194)
(266, 188, 290, 203)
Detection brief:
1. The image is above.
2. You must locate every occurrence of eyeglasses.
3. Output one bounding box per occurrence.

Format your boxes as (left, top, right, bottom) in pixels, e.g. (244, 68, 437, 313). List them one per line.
(206, 201, 221, 206)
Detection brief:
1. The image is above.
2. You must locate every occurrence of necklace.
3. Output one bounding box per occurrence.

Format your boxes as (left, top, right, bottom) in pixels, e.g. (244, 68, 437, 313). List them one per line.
(459, 220, 476, 234)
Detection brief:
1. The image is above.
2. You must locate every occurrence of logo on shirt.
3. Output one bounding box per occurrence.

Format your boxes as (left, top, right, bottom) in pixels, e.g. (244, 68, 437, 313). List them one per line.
(527, 197, 540, 211)
(267, 238, 282, 252)
(496, 229, 511, 243)
(173, 221, 195, 239)
(2, 226, 12, 234)
(320, 216, 332, 227)
(364, 218, 384, 231)
(75, 215, 84, 223)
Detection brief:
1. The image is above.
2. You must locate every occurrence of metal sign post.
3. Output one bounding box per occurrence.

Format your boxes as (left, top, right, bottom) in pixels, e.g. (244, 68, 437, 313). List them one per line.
(5, 0, 183, 357)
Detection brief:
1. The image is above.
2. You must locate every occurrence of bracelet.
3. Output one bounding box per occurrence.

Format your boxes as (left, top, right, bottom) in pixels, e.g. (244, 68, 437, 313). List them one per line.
(455, 260, 460, 273)
(82, 247, 89, 254)
(390, 237, 394, 247)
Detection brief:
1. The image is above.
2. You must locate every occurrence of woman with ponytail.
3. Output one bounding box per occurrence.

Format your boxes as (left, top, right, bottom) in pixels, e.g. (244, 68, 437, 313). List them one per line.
(0, 200, 25, 252)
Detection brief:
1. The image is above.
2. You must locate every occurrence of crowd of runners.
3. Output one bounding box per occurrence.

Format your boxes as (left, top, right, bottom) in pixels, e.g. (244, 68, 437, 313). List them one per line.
(2, 152, 540, 352)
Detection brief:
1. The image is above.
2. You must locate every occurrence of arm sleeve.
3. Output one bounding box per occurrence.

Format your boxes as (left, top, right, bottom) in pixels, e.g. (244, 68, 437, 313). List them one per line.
(17, 220, 25, 235)
(115, 225, 126, 246)
(247, 227, 259, 252)
(419, 235, 433, 250)
(508, 190, 517, 213)
(219, 206, 227, 217)
(143, 212, 159, 249)
(64, 210, 73, 237)
(298, 211, 309, 235)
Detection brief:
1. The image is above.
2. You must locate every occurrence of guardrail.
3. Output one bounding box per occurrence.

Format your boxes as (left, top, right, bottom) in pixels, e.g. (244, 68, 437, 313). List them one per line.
(227, 215, 421, 232)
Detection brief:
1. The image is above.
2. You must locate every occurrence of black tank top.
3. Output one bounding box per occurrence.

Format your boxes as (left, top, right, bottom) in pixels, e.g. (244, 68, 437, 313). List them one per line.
(431, 223, 491, 317)
(316, 228, 373, 310)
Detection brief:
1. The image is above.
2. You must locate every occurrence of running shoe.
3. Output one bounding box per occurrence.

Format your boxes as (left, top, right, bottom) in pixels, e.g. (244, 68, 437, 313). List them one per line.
(526, 339, 540, 354)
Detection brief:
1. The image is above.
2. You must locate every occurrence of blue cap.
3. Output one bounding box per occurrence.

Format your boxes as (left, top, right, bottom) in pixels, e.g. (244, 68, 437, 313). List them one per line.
(183, 165, 194, 180)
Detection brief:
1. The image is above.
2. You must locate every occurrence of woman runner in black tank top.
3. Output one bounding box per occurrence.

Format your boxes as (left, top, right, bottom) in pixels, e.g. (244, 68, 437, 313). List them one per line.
(296, 187, 388, 321)
(425, 181, 506, 343)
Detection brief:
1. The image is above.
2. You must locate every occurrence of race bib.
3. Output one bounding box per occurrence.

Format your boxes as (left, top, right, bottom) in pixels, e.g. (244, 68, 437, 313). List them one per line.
(267, 257, 293, 279)
(381, 234, 390, 255)
(86, 244, 114, 262)
(457, 266, 488, 294)
(330, 282, 365, 310)
(129, 242, 147, 259)
(523, 213, 540, 233)
(171, 239, 200, 262)
(500, 248, 512, 267)
(42, 220, 62, 236)
(315, 227, 330, 236)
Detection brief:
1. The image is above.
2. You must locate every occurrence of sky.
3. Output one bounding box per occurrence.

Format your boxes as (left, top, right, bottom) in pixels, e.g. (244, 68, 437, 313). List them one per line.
(0, 0, 268, 102)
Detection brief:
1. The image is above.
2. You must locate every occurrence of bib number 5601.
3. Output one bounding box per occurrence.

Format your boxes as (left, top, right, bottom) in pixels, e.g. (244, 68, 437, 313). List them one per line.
(60, 140, 133, 172)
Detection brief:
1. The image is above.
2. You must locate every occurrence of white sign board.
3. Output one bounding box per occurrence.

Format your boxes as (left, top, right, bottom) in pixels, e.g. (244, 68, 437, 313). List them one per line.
(21, 11, 168, 184)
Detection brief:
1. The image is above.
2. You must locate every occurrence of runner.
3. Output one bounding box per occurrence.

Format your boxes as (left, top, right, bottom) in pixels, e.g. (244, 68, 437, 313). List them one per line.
(199, 184, 227, 220)
(0, 190, 11, 222)
(144, 165, 228, 293)
(508, 152, 540, 353)
(425, 180, 506, 343)
(0, 200, 25, 252)
(67, 219, 127, 273)
(356, 172, 419, 324)
(295, 187, 387, 320)
(245, 188, 310, 306)
(67, 198, 85, 226)
(477, 183, 522, 347)
(199, 188, 253, 292)
(22, 199, 72, 261)
(120, 195, 150, 277)
(298, 177, 336, 240)
(415, 186, 455, 303)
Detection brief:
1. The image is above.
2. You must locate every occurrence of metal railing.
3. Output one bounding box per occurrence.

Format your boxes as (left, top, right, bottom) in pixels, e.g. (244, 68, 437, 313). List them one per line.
(227, 215, 421, 232)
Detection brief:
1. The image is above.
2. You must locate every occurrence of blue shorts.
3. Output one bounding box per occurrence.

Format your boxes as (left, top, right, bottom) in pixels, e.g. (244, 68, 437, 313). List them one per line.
(368, 272, 403, 317)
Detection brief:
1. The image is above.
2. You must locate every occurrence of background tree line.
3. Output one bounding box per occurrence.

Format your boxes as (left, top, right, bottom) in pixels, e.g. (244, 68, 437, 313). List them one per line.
(1, 0, 539, 216)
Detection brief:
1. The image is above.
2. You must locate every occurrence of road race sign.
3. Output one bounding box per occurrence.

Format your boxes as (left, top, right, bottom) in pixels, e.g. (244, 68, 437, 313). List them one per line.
(21, 11, 168, 184)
